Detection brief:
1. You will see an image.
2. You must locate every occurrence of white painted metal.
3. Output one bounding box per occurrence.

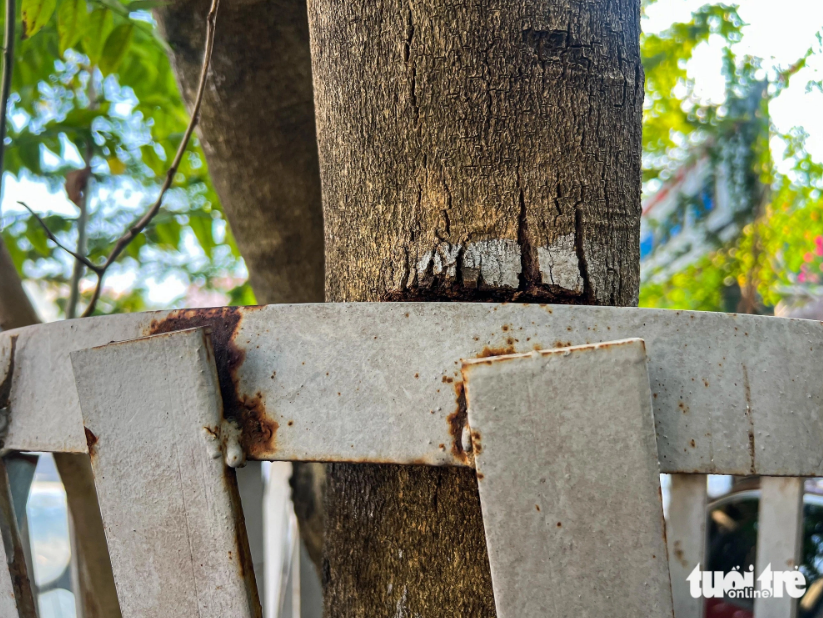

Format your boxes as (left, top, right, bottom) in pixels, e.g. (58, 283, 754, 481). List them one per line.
(70, 328, 261, 618)
(3, 304, 823, 478)
(0, 459, 35, 617)
(462, 339, 673, 618)
(667, 474, 708, 618)
(754, 477, 805, 618)
(0, 520, 17, 617)
(237, 462, 266, 605)
(263, 462, 293, 618)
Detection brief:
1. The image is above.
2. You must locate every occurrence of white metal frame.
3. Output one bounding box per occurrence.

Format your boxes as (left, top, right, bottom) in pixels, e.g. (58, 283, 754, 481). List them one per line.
(1, 302, 820, 617)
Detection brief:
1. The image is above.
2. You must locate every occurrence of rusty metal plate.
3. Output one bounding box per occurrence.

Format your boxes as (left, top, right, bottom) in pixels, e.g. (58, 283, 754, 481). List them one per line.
(3, 304, 823, 475)
(71, 328, 260, 618)
(462, 340, 673, 618)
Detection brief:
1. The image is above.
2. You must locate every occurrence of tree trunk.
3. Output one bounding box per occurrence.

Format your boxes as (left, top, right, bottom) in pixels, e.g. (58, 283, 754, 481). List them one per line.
(154, 0, 328, 568)
(308, 0, 643, 614)
(0, 237, 39, 331)
(154, 0, 324, 306)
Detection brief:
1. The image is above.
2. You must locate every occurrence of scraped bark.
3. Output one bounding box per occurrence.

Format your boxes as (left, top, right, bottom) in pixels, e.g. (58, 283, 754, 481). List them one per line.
(154, 0, 324, 306)
(309, 0, 644, 614)
(311, 0, 643, 306)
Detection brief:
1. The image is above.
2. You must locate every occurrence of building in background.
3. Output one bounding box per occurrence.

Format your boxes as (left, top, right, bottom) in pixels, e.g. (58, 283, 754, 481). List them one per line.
(641, 83, 767, 296)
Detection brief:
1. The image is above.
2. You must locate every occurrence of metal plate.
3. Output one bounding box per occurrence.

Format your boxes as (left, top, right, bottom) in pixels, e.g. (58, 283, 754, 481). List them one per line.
(3, 303, 823, 475)
(0, 458, 36, 618)
(462, 339, 673, 617)
(667, 474, 708, 618)
(754, 477, 804, 618)
(71, 328, 260, 618)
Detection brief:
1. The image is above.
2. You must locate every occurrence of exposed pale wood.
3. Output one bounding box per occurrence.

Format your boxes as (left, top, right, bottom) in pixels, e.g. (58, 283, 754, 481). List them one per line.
(754, 477, 804, 618)
(463, 340, 672, 617)
(667, 474, 707, 618)
(71, 327, 261, 618)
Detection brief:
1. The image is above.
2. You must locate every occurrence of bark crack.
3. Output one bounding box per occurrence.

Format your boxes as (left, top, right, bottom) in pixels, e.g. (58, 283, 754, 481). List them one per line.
(516, 162, 538, 290)
(574, 204, 594, 302)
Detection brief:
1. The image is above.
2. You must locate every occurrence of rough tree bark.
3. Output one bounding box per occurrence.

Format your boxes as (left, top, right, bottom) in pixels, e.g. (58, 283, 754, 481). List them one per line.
(308, 0, 643, 614)
(0, 237, 39, 331)
(154, 0, 324, 306)
(153, 0, 328, 569)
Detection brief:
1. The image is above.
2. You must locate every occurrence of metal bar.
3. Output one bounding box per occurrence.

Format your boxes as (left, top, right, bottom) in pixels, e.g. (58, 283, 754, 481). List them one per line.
(3, 452, 38, 595)
(236, 462, 266, 607)
(53, 452, 122, 618)
(754, 477, 805, 618)
(70, 327, 261, 618)
(667, 474, 707, 618)
(2, 304, 823, 476)
(0, 458, 37, 617)
(462, 339, 673, 617)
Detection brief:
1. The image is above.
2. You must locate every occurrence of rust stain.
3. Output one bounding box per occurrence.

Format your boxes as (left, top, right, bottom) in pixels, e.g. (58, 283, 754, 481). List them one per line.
(501, 324, 509, 332)
(535, 504, 540, 511)
(673, 540, 688, 568)
(0, 335, 16, 405)
(471, 430, 483, 455)
(0, 335, 16, 449)
(146, 307, 279, 458)
(447, 381, 469, 464)
(678, 401, 689, 414)
(442, 375, 454, 384)
(237, 392, 279, 458)
(477, 472, 485, 480)
(84, 427, 98, 458)
(476, 344, 517, 358)
(742, 365, 755, 473)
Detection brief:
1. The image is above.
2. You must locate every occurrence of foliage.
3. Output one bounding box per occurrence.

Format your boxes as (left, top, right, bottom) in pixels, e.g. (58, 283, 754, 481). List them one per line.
(1, 0, 253, 318)
(638, 2, 823, 315)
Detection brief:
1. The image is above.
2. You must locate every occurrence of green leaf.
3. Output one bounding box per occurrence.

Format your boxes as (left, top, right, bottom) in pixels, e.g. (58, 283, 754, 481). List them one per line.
(98, 23, 133, 75)
(188, 212, 215, 257)
(17, 140, 42, 174)
(126, 0, 166, 9)
(228, 281, 257, 307)
(57, 0, 89, 55)
(81, 8, 113, 65)
(21, 0, 57, 39)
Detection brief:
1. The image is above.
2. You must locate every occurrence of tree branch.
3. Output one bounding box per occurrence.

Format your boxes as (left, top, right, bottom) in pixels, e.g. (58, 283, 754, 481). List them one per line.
(14, 0, 221, 318)
(17, 201, 102, 273)
(0, 0, 14, 214)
